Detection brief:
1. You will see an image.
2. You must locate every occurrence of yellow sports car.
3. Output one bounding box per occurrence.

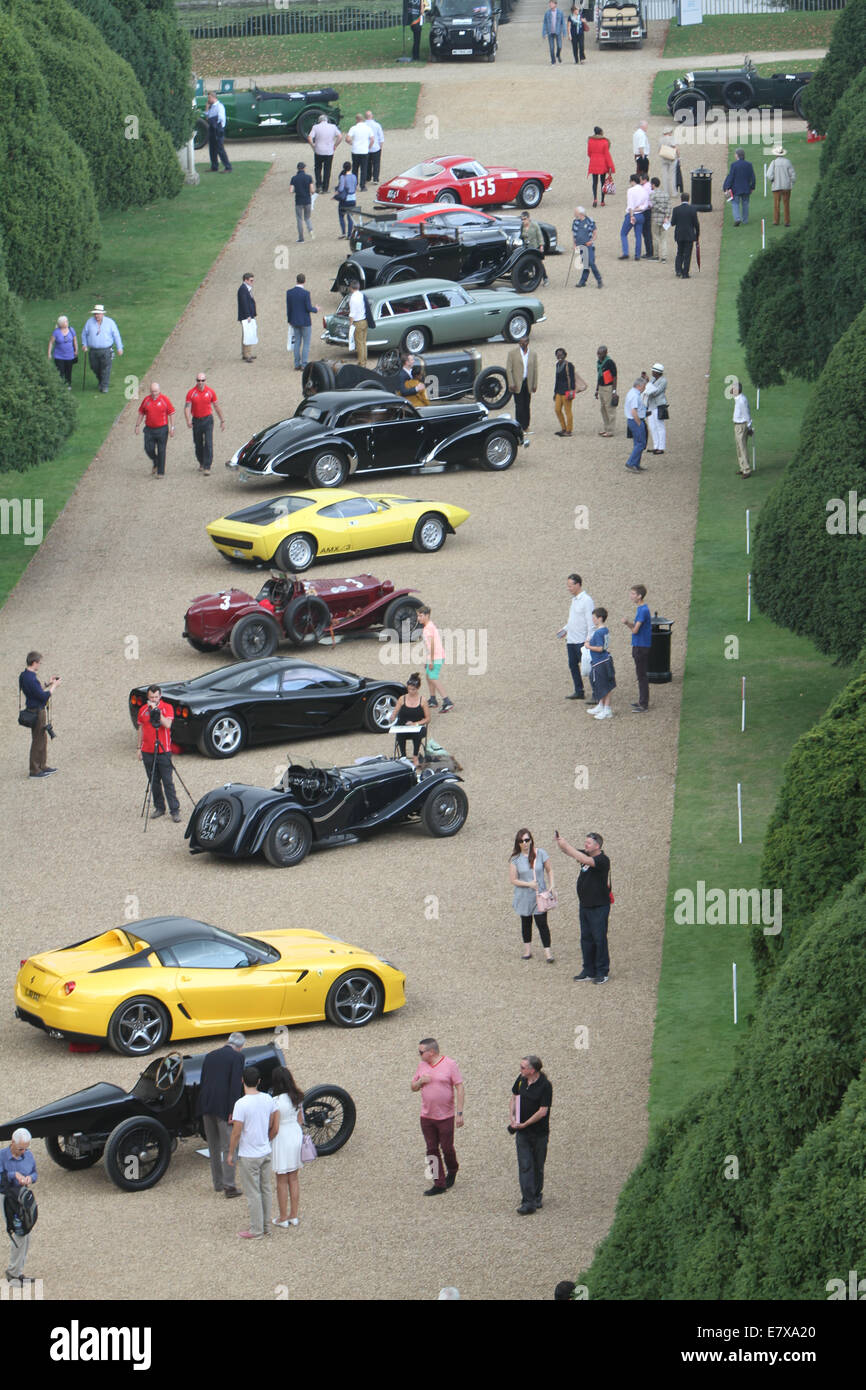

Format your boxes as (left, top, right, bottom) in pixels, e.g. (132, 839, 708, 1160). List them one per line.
(206, 489, 470, 572)
(15, 916, 406, 1056)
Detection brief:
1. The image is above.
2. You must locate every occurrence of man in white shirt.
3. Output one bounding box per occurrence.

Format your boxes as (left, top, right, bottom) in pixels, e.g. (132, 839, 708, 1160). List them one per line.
(633, 120, 650, 175)
(346, 113, 372, 192)
(347, 278, 368, 366)
(732, 379, 753, 477)
(557, 573, 594, 699)
(365, 109, 384, 183)
(206, 92, 232, 174)
(307, 113, 342, 193)
(227, 1067, 279, 1238)
(619, 174, 646, 260)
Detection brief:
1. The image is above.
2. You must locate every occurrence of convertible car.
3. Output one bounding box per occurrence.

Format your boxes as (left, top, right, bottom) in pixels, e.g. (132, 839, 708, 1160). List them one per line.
(14, 917, 405, 1056)
(322, 278, 544, 357)
(206, 489, 470, 573)
(184, 573, 425, 659)
(352, 205, 560, 256)
(192, 82, 341, 145)
(302, 348, 511, 411)
(667, 57, 814, 120)
(129, 656, 405, 757)
(225, 390, 525, 488)
(0, 1043, 355, 1191)
(188, 758, 468, 867)
(332, 223, 544, 294)
(376, 155, 553, 210)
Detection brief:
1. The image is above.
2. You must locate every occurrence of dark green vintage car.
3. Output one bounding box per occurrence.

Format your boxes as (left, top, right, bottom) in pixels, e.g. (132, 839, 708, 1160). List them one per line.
(667, 56, 813, 122)
(192, 83, 342, 147)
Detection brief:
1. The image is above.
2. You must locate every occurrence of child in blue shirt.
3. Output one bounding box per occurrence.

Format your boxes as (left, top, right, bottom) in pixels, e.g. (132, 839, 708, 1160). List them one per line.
(585, 607, 616, 720)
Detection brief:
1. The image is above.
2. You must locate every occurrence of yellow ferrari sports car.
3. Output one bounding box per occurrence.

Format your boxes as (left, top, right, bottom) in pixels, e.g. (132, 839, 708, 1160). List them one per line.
(206, 489, 470, 572)
(15, 916, 406, 1056)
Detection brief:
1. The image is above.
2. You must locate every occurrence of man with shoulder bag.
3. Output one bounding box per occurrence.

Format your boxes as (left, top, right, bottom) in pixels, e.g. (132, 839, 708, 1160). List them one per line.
(643, 363, 668, 455)
(19, 651, 60, 779)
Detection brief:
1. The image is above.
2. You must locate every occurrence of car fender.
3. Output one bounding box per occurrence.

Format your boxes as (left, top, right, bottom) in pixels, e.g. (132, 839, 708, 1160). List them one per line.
(330, 586, 420, 632)
(350, 770, 464, 832)
(419, 415, 521, 466)
(672, 86, 713, 111)
(248, 800, 316, 856)
(189, 784, 281, 857)
(266, 434, 360, 480)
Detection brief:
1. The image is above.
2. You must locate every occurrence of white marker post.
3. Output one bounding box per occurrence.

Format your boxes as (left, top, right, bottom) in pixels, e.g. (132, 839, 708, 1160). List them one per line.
(761, 218, 766, 250)
(746, 508, 750, 554)
(747, 572, 752, 622)
(733, 962, 738, 1024)
(737, 782, 743, 844)
(741, 675, 746, 732)
(756, 387, 760, 412)
(752, 439, 756, 473)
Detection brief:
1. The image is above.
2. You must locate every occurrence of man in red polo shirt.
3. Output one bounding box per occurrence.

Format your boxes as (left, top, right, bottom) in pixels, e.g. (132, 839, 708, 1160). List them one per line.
(137, 684, 181, 822)
(184, 371, 226, 476)
(134, 382, 175, 477)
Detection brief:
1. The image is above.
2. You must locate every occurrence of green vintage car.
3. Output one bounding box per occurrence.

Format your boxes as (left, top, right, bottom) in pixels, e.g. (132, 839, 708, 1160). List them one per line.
(192, 82, 342, 147)
(322, 278, 545, 357)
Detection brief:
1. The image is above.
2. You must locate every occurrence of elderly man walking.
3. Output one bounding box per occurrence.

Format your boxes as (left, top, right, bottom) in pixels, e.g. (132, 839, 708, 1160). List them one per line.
(624, 378, 648, 471)
(197, 1033, 246, 1198)
(307, 112, 342, 193)
(81, 303, 123, 392)
(766, 145, 796, 227)
(723, 148, 756, 226)
(2, 1129, 37, 1287)
(572, 206, 602, 288)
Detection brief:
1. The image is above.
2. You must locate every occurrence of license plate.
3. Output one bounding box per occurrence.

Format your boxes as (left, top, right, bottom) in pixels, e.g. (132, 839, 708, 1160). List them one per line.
(388, 190, 397, 199)
(232, 549, 246, 559)
(24, 988, 41, 1002)
(453, 48, 473, 54)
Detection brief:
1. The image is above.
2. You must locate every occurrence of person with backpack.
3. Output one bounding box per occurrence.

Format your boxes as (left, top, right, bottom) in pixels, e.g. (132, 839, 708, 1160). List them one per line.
(1, 1129, 38, 1287)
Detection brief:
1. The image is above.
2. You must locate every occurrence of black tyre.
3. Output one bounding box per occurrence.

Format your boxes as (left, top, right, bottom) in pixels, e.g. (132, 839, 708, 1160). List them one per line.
(186, 637, 221, 653)
(302, 361, 336, 396)
(671, 95, 702, 125)
(274, 534, 317, 572)
(296, 106, 325, 139)
(229, 612, 281, 660)
(282, 592, 330, 643)
(332, 261, 358, 295)
(412, 512, 447, 553)
(324, 970, 383, 1027)
(45, 1135, 103, 1171)
(364, 690, 398, 732)
(401, 325, 431, 355)
(104, 1116, 172, 1191)
(792, 88, 807, 120)
(193, 794, 242, 849)
(382, 595, 423, 639)
(382, 264, 416, 285)
(511, 254, 543, 292)
(435, 189, 459, 204)
(198, 712, 247, 758)
(301, 1084, 357, 1155)
(378, 348, 401, 375)
(517, 179, 544, 209)
(504, 310, 532, 343)
(262, 812, 313, 867)
(422, 782, 468, 837)
(722, 80, 753, 109)
(474, 366, 510, 409)
(193, 119, 208, 151)
(107, 997, 171, 1057)
(308, 448, 349, 489)
(480, 429, 517, 471)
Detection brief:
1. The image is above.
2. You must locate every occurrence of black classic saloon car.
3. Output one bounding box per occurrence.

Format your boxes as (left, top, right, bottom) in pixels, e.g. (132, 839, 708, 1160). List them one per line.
(227, 389, 525, 488)
(332, 220, 544, 294)
(428, 0, 498, 61)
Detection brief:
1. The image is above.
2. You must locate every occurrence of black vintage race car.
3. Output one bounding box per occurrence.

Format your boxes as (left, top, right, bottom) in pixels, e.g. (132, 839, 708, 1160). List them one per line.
(351, 204, 560, 257)
(302, 349, 511, 412)
(667, 56, 813, 121)
(332, 222, 545, 295)
(188, 757, 469, 866)
(226, 389, 525, 489)
(129, 657, 404, 758)
(0, 1043, 354, 1191)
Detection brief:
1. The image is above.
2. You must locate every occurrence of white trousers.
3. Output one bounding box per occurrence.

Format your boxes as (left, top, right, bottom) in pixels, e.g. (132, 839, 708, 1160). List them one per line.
(647, 408, 667, 450)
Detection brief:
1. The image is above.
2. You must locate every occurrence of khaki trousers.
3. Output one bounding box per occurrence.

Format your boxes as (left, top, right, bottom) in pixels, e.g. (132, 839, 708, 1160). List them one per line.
(598, 383, 615, 433)
(772, 189, 791, 225)
(734, 421, 751, 475)
(352, 319, 368, 367)
(237, 1154, 273, 1236)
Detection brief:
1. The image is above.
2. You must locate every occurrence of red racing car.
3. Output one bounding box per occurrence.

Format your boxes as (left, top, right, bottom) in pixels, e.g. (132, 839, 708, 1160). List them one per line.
(375, 156, 553, 211)
(184, 572, 425, 660)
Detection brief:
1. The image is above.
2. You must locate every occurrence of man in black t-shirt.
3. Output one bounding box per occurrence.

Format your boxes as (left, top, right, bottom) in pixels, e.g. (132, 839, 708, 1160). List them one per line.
(555, 829, 611, 983)
(509, 1055, 553, 1214)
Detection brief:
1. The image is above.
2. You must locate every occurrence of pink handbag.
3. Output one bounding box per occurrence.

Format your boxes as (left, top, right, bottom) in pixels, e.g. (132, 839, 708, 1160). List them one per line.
(536, 889, 558, 913)
(300, 1134, 317, 1165)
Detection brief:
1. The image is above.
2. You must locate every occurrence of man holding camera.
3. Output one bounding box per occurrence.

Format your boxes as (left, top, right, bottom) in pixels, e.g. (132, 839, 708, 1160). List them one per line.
(19, 651, 60, 778)
(137, 685, 181, 822)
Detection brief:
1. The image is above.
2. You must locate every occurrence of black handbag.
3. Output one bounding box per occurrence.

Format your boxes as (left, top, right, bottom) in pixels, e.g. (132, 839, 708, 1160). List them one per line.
(657, 404, 669, 420)
(610, 390, 619, 407)
(18, 708, 38, 728)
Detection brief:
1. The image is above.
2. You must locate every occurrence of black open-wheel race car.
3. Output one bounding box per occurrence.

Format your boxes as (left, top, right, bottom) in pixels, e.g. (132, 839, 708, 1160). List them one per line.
(0, 1043, 354, 1192)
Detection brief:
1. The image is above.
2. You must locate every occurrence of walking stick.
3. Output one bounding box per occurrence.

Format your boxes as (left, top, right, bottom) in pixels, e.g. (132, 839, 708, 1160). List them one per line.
(563, 247, 576, 287)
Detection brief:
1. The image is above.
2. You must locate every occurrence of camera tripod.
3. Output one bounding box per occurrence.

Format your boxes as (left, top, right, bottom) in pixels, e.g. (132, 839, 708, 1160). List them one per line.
(140, 726, 196, 832)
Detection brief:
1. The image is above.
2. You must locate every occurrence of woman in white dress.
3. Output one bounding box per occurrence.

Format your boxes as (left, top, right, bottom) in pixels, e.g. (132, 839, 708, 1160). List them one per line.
(271, 1066, 305, 1227)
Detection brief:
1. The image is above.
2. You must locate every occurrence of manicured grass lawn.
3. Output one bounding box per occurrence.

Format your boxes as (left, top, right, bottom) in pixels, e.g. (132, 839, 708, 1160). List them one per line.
(649, 133, 850, 1128)
(650, 59, 816, 118)
(662, 11, 837, 58)
(1, 164, 269, 608)
(192, 25, 416, 75)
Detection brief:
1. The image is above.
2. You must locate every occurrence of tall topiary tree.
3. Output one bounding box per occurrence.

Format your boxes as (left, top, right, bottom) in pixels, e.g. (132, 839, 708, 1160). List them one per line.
(0, 240, 76, 472)
(801, 0, 866, 134)
(737, 231, 807, 387)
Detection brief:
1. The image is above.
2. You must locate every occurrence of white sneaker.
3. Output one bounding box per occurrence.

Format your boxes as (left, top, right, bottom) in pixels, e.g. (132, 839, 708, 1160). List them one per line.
(309, 229, 315, 240)
(599, 707, 614, 719)
(593, 708, 611, 719)
(586, 705, 601, 714)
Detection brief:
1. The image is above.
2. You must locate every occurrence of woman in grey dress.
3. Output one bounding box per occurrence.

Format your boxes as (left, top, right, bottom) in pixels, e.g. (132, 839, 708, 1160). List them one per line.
(509, 828, 555, 963)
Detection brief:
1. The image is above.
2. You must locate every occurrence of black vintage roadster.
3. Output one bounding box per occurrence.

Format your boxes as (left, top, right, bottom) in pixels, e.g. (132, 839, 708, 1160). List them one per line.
(302, 349, 511, 412)
(0, 1043, 354, 1192)
(188, 757, 468, 866)
(332, 222, 545, 295)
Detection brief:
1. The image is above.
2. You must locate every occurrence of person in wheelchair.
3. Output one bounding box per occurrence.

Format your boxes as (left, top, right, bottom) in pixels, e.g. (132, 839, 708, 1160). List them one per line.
(389, 672, 430, 766)
(399, 352, 431, 407)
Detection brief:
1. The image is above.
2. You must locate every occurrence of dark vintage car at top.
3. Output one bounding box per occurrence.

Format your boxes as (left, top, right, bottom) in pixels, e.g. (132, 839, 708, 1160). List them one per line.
(184, 572, 425, 660)
(129, 656, 404, 758)
(226, 389, 525, 489)
(301, 349, 512, 413)
(188, 757, 469, 867)
(351, 204, 560, 257)
(0, 1043, 354, 1191)
(331, 221, 545, 295)
(667, 56, 814, 120)
(428, 0, 498, 62)
(192, 82, 341, 145)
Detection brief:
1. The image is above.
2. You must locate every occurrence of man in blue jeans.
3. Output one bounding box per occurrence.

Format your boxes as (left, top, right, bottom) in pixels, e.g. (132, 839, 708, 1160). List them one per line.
(722, 148, 756, 226)
(624, 378, 648, 471)
(572, 206, 603, 288)
(554, 830, 612, 983)
(619, 174, 645, 259)
(542, 0, 566, 63)
(285, 273, 320, 371)
(623, 583, 652, 711)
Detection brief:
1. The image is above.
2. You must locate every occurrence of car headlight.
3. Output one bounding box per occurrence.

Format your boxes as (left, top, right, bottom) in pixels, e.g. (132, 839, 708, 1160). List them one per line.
(686, 71, 695, 84)
(432, 25, 445, 40)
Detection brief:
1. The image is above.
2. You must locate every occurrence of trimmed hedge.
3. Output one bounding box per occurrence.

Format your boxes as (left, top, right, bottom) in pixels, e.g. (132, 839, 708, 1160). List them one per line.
(737, 231, 807, 387)
(0, 242, 76, 472)
(0, 9, 101, 298)
(802, 0, 866, 135)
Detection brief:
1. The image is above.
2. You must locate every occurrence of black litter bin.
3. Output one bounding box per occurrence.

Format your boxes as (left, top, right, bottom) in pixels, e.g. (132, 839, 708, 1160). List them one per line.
(648, 614, 674, 684)
(690, 167, 713, 212)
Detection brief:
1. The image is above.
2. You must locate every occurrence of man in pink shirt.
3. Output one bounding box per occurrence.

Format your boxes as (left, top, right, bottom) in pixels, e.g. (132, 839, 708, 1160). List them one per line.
(411, 1038, 464, 1195)
(619, 174, 647, 261)
(418, 606, 454, 713)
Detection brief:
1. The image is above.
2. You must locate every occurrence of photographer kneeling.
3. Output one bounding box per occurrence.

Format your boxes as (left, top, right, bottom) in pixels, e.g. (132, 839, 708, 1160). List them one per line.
(137, 685, 181, 823)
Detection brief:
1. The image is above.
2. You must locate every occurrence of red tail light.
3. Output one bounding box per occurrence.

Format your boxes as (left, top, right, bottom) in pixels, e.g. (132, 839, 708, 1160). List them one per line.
(63, 982, 76, 996)
(19, 959, 28, 968)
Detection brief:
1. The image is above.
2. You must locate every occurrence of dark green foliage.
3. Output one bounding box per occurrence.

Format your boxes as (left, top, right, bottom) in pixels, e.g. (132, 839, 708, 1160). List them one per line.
(71, 0, 194, 147)
(737, 231, 807, 387)
(0, 242, 75, 472)
(751, 308, 866, 665)
(14, 0, 183, 213)
(801, 0, 866, 134)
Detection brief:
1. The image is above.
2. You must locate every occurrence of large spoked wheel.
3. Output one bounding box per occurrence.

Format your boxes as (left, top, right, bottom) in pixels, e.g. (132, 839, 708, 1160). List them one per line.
(671, 96, 702, 125)
(296, 106, 325, 139)
(364, 691, 398, 732)
(792, 88, 807, 120)
(422, 783, 469, 837)
(301, 1084, 357, 1155)
(382, 595, 423, 640)
(45, 1135, 103, 1171)
(282, 593, 330, 644)
(262, 812, 313, 867)
(302, 361, 336, 396)
(193, 119, 208, 150)
(198, 712, 247, 759)
(107, 997, 170, 1057)
(309, 449, 349, 488)
(504, 311, 531, 343)
(435, 189, 459, 204)
(512, 254, 543, 292)
(378, 348, 401, 375)
(517, 179, 543, 209)
(104, 1116, 172, 1191)
(480, 429, 517, 471)
(275, 534, 317, 573)
(324, 971, 383, 1028)
(401, 325, 431, 355)
(412, 511, 447, 554)
(229, 612, 281, 660)
(193, 794, 241, 849)
(722, 80, 753, 109)
(474, 366, 510, 410)
(332, 262, 357, 295)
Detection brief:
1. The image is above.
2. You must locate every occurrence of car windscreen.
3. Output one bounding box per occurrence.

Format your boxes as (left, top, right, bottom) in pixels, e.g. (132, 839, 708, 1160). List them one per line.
(432, 0, 493, 15)
(224, 497, 313, 525)
(294, 403, 329, 422)
(181, 663, 278, 692)
(401, 162, 446, 180)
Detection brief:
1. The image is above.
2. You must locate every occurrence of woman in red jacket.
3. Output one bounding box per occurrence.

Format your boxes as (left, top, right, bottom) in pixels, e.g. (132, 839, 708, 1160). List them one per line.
(586, 127, 615, 208)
